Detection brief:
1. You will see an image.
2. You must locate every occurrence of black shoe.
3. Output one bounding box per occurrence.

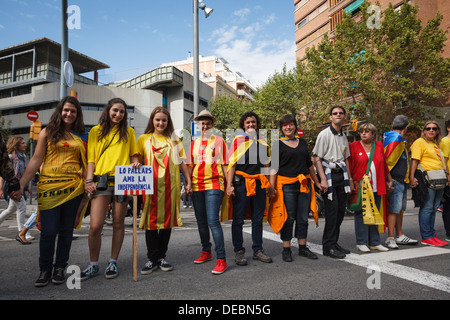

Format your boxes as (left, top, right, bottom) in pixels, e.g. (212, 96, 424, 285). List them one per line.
(335, 244, 350, 254)
(299, 247, 318, 260)
(282, 247, 293, 262)
(52, 268, 65, 285)
(323, 248, 346, 259)
(35, 271, 52, 287)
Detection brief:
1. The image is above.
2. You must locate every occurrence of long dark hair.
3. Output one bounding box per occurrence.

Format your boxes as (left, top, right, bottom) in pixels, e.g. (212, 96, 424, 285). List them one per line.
(98, 98, 129, 143)
(46, 96, 85, 144)
(145, 107, 174, 138)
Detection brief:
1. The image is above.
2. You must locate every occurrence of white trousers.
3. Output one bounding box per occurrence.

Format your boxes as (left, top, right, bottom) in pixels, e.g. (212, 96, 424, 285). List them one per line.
(0, 197, 27, 231)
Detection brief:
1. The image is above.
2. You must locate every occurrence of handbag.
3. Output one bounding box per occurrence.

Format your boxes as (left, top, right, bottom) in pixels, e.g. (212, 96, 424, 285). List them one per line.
(418, 148, 448, 190)
(94, 129, 119, 191)
(347, 141, 375, 211)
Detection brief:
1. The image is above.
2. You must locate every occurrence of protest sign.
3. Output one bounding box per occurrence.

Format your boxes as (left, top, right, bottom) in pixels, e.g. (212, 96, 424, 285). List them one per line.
(114, 166, 153, 196)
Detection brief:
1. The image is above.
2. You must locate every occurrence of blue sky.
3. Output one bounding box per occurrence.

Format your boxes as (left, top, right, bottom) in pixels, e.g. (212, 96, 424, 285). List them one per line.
(0, 0, 297, 88)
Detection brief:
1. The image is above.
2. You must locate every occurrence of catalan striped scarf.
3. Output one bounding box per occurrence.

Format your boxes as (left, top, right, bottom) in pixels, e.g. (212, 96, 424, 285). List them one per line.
(139, 134, 183, 230)
(322, 160, 351, 200)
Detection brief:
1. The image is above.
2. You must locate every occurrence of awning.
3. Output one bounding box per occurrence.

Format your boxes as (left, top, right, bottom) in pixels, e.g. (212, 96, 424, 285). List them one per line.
(344, 0, 364, 13)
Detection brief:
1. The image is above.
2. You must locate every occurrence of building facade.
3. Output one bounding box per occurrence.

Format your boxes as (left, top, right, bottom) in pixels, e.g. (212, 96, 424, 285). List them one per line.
(295, 0, 450, 61)
(0, 38, 213, 140)
(161, 55, 257, 101)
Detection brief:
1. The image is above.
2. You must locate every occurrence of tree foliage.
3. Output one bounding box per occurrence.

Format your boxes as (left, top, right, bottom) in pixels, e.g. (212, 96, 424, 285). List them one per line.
(210, 1, 450, 139)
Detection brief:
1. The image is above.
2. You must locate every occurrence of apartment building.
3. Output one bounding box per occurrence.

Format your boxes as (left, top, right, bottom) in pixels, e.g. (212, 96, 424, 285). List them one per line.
(295, 0, 450, 61)
(161, 55, 257, 101)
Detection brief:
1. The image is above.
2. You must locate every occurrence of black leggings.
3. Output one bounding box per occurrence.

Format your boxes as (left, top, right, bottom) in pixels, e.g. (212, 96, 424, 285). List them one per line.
(145, 228, 172, 263)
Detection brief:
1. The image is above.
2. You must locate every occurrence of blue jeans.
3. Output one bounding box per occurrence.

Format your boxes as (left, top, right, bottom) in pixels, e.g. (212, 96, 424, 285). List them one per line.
(419, 187, 444, 239)
(39, 195, 83, 272)
(192, 189, 226, 259)
(280, 182, 311, 241)
(354, 193, 382, 246)
(231, 181, 266, 253)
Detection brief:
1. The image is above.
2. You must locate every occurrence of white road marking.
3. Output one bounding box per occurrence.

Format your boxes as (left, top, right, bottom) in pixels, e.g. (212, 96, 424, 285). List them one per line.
(244, 228, 450, 293)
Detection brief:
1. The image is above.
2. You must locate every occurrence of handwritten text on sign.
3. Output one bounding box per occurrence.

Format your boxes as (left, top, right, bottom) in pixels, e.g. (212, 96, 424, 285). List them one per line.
(114, 166, 153, 196)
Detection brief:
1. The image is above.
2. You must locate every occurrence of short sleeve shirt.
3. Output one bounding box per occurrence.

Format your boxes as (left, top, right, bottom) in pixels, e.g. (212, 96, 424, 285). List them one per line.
(411, 137, 444, 171)
(88, 125, 138, 176)
(312, 126, 350, 162)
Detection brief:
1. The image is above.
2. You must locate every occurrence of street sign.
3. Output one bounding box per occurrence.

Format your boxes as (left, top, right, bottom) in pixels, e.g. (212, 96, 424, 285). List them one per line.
(191, 121, 201, 140)
(297, 129, 304, 137)
(64, 61, 74, 87)
(27, 111, 39, 121)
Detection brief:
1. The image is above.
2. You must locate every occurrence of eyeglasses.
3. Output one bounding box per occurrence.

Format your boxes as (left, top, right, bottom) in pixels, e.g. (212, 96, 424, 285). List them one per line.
(332, 112, 345, 115)
(424, 127, 439, 131)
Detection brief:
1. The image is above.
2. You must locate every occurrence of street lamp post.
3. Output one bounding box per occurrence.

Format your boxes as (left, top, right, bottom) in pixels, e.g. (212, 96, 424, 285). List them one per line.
(193, 0, 213, 118)
(61, 0, 68, 99)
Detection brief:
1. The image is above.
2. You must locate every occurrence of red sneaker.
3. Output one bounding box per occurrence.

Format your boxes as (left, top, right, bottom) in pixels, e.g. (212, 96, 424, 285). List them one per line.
(212, 259, 227, 275)
(421, 237, 445, 247)
(194, 251, 212, 264)
(433, 236, 449, 246)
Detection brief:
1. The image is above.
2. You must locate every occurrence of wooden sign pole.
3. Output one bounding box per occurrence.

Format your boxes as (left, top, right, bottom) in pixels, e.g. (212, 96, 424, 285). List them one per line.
(133, 195, 138, 282)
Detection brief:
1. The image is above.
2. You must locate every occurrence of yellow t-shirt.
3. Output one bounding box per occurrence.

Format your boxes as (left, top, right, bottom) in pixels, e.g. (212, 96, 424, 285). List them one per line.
(439, 136, 450, 171)
(411, 137, 444, 171)
(88, 124, 138, 176)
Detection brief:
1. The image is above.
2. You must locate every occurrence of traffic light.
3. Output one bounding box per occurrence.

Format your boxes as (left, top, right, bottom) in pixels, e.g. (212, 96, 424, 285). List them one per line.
(70, 90, 78, 98)
(30, 121, 42, 140)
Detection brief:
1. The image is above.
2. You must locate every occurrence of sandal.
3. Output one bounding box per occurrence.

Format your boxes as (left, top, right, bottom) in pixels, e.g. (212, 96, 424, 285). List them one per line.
(16, 233, 31, 245)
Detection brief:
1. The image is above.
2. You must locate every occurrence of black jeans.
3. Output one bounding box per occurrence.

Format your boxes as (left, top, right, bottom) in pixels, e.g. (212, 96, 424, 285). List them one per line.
(145, 228, 172, 263)
(39, 194, 83, 272)
(322, 172, 347, 252)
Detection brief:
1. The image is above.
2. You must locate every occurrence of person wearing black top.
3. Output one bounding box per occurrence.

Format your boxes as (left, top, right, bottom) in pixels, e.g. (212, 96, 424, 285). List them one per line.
(226, 112, 274, 266)
(269, 115, 321, 262)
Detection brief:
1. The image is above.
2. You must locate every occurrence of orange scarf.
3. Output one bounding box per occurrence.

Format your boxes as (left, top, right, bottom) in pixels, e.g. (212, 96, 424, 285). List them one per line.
(268, 174, 318, 234)
(235, 170, 271, 197)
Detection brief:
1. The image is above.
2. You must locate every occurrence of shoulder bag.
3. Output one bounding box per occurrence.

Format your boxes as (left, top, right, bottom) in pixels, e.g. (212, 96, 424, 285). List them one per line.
(347, 142, 375, 211)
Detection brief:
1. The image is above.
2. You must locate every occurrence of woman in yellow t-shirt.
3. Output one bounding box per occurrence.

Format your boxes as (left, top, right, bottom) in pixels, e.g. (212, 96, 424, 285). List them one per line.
(17, 96, 87, 287)
(81, 98, 140, 281)
(138, 107, 192, 275)
(410, 121, 450, 247)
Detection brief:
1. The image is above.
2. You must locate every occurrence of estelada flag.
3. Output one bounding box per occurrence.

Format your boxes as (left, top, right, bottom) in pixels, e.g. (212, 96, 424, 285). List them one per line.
(222, 131, 270, 222)
(383, 130, 409, 183)
(227, 131, 270, 171)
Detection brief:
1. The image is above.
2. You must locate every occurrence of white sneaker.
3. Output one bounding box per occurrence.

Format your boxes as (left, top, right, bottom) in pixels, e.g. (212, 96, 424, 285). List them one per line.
(25, 233, 35, 241)
(395, 234, 418, 245)
(385, 237, 399, 249)
(356, 244, 370, 253)
(369, 244, 389, 252)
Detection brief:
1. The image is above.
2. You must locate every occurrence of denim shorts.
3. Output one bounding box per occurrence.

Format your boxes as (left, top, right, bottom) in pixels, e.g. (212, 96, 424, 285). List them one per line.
(387, 180, 407, 214)
(92, 185, 128, 203)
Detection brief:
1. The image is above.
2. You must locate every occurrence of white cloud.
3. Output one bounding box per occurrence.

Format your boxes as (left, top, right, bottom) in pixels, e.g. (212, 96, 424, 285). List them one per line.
(210, 14, 295, 87)
(213, 38, 296, 87)
(210, 25, 238, 44)
(233, 8, 250, 19)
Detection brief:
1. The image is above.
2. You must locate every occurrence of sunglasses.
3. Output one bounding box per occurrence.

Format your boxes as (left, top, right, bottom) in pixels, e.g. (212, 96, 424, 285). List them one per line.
(424, 127, 439, 131)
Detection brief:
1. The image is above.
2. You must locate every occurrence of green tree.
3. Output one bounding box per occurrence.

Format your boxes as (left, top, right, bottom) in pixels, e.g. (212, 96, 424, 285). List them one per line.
(304, 1, 450, 134)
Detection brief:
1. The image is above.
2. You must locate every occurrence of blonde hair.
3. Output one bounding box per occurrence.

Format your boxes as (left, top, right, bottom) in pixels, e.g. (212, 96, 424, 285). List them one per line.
(6, 136, 24, 154)
(421, 121, 442, 145)
(358, 123, 376, 134)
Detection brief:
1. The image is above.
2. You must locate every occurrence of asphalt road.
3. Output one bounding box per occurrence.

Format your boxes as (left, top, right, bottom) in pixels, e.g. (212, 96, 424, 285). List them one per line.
(1, 193, 449, 309)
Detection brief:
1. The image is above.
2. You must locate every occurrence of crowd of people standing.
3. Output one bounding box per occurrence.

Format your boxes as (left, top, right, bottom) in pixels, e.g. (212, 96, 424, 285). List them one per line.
(1, 97, 449, 287)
